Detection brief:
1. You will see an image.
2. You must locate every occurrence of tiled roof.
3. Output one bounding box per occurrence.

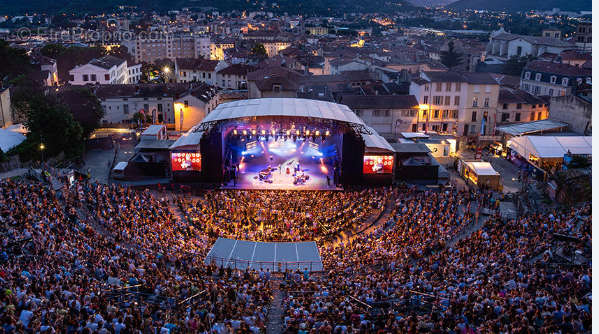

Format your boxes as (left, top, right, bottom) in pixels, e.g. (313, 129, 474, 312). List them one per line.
(176, 58, 219, 71)
(89, 55, 126, 69)
(498, 87, 547, 105)
(217, 64, 257, 76)
(338, 94, 419, 109)
(524, 60, 592, 77)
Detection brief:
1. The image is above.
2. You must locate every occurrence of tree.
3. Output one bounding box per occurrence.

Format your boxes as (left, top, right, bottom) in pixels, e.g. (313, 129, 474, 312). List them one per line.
(250, 43, 268, 59)
(0, 40, 38, 87)
(12, 91, 84, 160)
(440, 40, 464, 70)
(54, 88, 104, 138)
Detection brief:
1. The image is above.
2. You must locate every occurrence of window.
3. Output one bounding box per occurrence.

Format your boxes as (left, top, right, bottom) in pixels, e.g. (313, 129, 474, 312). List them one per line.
(436, 83, 442, 91)
(501, 113, 509, 122)
(471, 111, 477, 122)
(433, 110, 439, 118)
(123, 104, 129, 115)
(91, 74, 97, 81)
(424, 84, 429, 92)
(534, 86, 540, 94)
(561, 78, 569, 86)
(273, 84, 281, 92)
(446, 83, 451, 91)
(454, 96, 460, 106)
(444, 96, 451, 105)
(412, 124, 417, 132)
(538, 112, 542, 120)
(523, 83, 529, 91)
(515, 113, 521, 121)
(503, 103, 508, 109)
(143, 104, 149, 112)
(208, 73, 211, 79)
(472, 97, 478, 107)
(442, 123, 448, 132)
(105, 74, 110, 81)
(82, 74, 89, 81)
(530, 112, 535, 121)
(473, 85, 480, 93)
(550, 76, 557, 84)
(451, 110, 459, 118)
(483, 97, 489, 107)
(69, 75, 74, 81)
(549, 89, 554, 96)
(373, 110, 382, 117)
(433, 96, 442, 105)
(485, 85, 491, 93)
(442, 110, 448, 119)
(470, 124, 477, 134)
(423, 96, 429, 104)
(524, 72, 531, 80)
(184, 100, 189, 107)
(203, 72, 206, 78)
(455, 83, 461, 91)
(535, 73, 542, 81)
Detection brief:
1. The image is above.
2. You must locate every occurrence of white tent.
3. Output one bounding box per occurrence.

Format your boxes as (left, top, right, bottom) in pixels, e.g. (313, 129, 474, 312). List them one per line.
(0, 128, 26, 153)
(508, 136, 592, 160)
(463, 161, 499, 176)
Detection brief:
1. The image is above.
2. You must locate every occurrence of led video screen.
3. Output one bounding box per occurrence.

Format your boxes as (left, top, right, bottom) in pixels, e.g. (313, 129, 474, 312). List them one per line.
(363, 155, 393, 174)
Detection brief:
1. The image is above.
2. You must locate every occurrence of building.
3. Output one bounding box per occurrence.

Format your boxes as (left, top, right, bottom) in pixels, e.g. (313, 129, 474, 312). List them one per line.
(0, 87, 13, 128)
(174, 58, 227, 85)
(549, 94, 592, 135)
(541, 28, 562, 39)
(409, 71, 500, 139)
(32, 55, 59, 86)
(306, 26, 329, 36)
(497, 87, 549, 125)
(337, 95, 419, 136)
(520, 60, 592, 97)
(247, 66, 306, 98)
(262, 41, 292, 57)
(173, 85, 219, 131)
(216, 64, 256, 90)
(487, 28, 576, 61)
(95, 83, 216, 128)
(68, 55, 140, 85)
(574, 21, 592, 51)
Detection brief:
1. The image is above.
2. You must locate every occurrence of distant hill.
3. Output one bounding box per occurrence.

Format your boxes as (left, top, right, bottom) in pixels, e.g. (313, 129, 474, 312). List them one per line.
(447, 0, 591, 12)
(2, 0, 414, 15)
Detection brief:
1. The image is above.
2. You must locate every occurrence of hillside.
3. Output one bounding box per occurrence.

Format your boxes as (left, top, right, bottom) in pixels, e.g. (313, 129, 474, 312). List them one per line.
(2, 0, 414, 15)
(447, 0, 591, 12)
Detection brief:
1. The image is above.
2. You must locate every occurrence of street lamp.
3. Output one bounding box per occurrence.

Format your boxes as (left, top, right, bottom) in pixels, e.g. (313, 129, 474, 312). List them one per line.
(163, 66, 170, 74)
(39, 143, 45, 170)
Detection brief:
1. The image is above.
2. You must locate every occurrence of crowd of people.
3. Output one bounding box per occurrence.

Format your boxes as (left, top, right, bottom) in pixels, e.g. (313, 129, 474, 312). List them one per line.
(279, 187, 592, 333)
(0, 176, 591, 333)
(176, 189, 390, 243)
(0, 179, 272, 333)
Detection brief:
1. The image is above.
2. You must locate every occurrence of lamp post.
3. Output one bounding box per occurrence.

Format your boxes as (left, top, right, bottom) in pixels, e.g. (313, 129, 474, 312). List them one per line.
(39, 142, 45, 170)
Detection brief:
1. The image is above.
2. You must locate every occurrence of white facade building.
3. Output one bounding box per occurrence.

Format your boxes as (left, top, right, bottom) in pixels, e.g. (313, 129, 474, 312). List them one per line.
(69, 55, 141, 85)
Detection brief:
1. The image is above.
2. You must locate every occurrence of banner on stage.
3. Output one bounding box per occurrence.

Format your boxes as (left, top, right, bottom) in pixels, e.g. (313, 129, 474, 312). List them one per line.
(363, 155, 393, 174)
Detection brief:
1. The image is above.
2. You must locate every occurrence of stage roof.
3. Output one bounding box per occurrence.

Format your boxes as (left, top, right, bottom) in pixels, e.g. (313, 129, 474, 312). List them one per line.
(362, 125, 394, 153)
(170, 126, 204, 150)
(205, 237, 323, 272)
(201, 98, 367, 126)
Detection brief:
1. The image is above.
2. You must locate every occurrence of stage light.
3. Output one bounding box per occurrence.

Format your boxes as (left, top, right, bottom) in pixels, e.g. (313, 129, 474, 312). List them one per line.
(252, 129, 257, 136)
(306, 130, 310, 136)
(233, 129, 238, 135)
(271, 129, 275, 136)
(261, 129, 266, 135)
(315, 130, 320, 136)
(295, 130, 300, 136)
(325, 130, 330, 136)
(243, 130, 247, 136)
(286, 130, 291, 136)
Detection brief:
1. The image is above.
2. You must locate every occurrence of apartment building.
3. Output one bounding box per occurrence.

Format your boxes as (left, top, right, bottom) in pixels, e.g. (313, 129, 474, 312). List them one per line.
(409, 71, 500, 138)
(134, 33, 216, 63)
(520, 60, 592, 97)
(174, 58, 227, 85)
(337, 95, 419, 136)
(497, 87, 549, 125)
(95, 83, 217, 130)
(68, 55, 140, 85)
(215, 64, 256, 89)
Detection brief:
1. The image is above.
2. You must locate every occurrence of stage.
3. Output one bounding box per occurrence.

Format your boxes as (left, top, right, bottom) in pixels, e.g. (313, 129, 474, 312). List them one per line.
(224, 137, 341, 190)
